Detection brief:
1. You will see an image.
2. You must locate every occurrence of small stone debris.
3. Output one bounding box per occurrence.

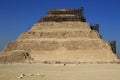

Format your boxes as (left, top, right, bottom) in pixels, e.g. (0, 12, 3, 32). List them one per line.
(27, 73, 34, 76)
(17, 73, 45, 79)
(36, 73, 40, 76)
(17, 74, 25, 79)
(29, 74, 34, 76)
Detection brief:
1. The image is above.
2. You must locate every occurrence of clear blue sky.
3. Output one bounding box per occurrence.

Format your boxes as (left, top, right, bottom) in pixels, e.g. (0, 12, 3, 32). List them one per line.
(0, 0, 120, 55)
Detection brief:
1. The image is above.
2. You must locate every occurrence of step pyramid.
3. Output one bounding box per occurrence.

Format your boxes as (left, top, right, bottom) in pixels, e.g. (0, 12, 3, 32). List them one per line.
(0, 7, 119, 63)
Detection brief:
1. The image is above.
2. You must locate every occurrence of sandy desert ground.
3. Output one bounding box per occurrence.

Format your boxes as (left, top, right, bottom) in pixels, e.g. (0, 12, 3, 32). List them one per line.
(0, 63, 120, 80)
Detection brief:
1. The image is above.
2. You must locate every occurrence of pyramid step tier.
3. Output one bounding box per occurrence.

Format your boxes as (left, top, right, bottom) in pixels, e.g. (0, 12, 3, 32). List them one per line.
(39, 15, 86, 22)
(18, 30, 100, 39)
(30, 29, 90, 32)
(4, 39, 111, 53)
(30, 50, 118, 63)
(31, 22, 91, 31)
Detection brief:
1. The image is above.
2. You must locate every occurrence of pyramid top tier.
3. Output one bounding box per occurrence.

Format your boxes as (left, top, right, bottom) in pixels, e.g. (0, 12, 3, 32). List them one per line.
(47, 7, 84, 15)
(39, 7, 86, 22)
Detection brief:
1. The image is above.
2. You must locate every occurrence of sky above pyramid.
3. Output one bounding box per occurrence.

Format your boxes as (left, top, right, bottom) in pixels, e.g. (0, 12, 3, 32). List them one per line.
(0, 0, 120, 55)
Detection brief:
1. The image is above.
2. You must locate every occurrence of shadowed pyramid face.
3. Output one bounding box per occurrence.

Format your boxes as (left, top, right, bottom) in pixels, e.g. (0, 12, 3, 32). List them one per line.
(0, 8, 119, 63)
